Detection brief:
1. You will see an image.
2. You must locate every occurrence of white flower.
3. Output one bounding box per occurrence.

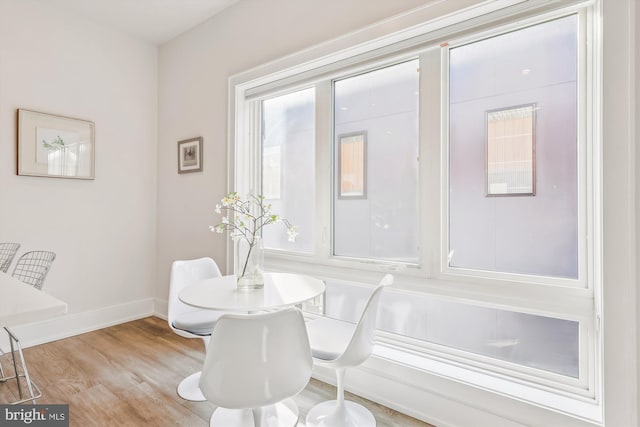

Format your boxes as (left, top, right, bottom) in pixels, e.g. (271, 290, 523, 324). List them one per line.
(222, 217, 229, 224)
(215, 204, 221, 214)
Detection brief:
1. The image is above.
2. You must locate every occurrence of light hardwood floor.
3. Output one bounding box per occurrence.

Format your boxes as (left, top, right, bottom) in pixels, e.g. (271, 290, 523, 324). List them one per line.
(0, 316, 433, 426)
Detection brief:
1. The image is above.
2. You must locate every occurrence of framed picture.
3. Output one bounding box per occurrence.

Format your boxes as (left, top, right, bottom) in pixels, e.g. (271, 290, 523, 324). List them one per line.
(178, 137, 203, 174)
(18, 109, 95, 179)
(337, 131, 367, 199)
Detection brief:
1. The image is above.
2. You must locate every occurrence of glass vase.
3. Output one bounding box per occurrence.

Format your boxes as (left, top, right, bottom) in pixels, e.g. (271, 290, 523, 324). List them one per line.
(234, 238, 264, 291)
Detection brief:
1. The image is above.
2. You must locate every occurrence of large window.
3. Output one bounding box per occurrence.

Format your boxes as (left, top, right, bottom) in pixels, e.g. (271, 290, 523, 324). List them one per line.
(232, 1, 600, 420)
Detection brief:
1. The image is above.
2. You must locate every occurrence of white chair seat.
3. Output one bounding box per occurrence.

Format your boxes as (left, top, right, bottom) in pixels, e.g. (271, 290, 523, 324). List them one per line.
(172, 310, 224, 336)
(306, 317, 356, 361)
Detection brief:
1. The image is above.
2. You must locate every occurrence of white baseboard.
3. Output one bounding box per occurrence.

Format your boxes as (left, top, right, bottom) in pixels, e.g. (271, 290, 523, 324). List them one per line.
(154, 297, 168, 320)
(5, 298, 156, 349)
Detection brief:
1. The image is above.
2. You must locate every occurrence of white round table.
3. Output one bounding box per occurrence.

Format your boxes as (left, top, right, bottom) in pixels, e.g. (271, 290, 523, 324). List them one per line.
(176, 271, 325, 408)
(179, 272, 325, 312)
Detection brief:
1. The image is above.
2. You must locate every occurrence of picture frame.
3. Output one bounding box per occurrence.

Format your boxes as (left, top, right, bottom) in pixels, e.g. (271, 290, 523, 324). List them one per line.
(178, 137, 203, 174)
(17, 109, 95, 179)
(337, 131, 367, 199)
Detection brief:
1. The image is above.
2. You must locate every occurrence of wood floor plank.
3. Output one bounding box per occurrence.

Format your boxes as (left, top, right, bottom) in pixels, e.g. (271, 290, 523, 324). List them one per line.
(0, 316, 433, 427)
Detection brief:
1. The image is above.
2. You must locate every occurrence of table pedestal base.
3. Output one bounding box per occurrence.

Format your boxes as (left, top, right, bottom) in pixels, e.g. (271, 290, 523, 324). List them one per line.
(209, 398, 299, 427)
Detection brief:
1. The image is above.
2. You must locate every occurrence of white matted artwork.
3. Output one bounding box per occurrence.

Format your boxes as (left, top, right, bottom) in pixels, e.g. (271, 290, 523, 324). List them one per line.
(18, 109, 95, 179)
(178, 137, 203, 173)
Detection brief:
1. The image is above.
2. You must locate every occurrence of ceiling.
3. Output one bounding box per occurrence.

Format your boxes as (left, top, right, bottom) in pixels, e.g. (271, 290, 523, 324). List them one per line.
(39, 0, 240, 45)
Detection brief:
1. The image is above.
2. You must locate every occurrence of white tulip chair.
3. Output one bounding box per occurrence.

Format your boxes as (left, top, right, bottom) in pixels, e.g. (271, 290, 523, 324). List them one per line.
(305, 274, 393, 427)
(168, 257, 225, 401)
(199, 308, 313, 427)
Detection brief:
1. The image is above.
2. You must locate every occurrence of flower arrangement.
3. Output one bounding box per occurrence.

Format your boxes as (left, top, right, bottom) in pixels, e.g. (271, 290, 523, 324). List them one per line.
(210, 192, 297, 283)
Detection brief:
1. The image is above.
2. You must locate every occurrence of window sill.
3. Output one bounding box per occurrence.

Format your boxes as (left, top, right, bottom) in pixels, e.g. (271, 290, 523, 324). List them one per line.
(371, 342, 602, 424)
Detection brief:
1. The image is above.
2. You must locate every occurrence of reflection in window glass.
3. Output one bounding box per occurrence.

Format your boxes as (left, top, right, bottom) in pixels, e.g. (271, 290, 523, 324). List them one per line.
(339, 132, 366, 198)
(449, 16, 578, 278)
(261, 88, 315, 253)
(333, 60, 419, 263)
(487, 105, 535, 196)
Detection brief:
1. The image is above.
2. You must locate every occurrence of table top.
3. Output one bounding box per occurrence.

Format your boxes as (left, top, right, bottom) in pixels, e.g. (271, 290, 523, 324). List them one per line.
(0, 272, 68, 327)
(179, 272, 325, 312)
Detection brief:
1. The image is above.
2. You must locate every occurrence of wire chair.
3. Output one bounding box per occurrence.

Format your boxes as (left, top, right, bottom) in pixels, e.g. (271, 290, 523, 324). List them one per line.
(11, 251, 56, 290)
(0, 242, 20, 273)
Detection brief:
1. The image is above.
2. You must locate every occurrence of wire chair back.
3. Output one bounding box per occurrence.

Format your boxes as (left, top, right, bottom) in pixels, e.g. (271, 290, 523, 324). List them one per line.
(0, 243, 21, 273)
(12, 251, 56, 290)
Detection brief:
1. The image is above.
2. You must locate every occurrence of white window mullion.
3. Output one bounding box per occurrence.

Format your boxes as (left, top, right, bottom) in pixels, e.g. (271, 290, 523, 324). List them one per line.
(420, 47, 442, 277)
(315, 81, 333, 262)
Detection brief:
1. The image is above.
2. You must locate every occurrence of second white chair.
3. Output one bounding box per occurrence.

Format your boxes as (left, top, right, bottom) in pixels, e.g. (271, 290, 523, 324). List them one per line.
(0, 242, 20, 273)
(305, 274, 393, 427)
(199, 308, 313, 427)
(168, 257, 224, 401)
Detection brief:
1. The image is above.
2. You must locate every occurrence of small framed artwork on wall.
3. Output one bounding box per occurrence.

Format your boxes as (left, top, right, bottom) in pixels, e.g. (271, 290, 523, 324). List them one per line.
(17, 109, 95, 179)
(178, 137, 203, 174)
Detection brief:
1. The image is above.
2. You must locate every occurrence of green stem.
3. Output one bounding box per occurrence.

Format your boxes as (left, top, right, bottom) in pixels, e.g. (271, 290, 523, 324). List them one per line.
(241, 241, 253, 277)
(240, 217, 258, 277)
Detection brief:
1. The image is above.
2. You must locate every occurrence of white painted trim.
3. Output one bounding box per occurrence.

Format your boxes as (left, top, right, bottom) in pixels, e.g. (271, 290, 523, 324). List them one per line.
(5, 298, 155, 349)
(312, 349, 602, 427)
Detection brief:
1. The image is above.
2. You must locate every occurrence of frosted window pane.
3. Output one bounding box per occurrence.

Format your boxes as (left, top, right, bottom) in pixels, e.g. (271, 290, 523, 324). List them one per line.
(333, 60, 419, 263)
(319, 281, 579, 377)
(261, 88, 315, 253)
(449, 16, 578, 278)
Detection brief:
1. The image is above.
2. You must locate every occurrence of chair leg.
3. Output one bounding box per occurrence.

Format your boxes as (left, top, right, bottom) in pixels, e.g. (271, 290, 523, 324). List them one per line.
(2, 327, 41, 404)
(177, 371, 206, 401)
(177, 336, 210, 402)
(0, 348, 6, 382)
(306, 368, 376, 427)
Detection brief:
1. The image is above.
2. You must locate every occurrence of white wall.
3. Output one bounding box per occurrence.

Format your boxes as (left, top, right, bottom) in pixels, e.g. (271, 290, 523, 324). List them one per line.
(0, 0, 158, 332)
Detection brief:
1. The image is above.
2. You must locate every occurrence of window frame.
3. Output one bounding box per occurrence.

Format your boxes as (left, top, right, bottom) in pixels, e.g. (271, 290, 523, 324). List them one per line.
(228, 0, 602, 420)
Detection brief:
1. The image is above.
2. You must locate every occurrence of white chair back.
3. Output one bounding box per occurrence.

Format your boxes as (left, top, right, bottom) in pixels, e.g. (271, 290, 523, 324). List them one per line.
(168, 257, 221, 337)
(334, 273, 393, 368)
(199, 308, 312, 410)
(0, 243, 20, 273)
(11, 251, 56, 290)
